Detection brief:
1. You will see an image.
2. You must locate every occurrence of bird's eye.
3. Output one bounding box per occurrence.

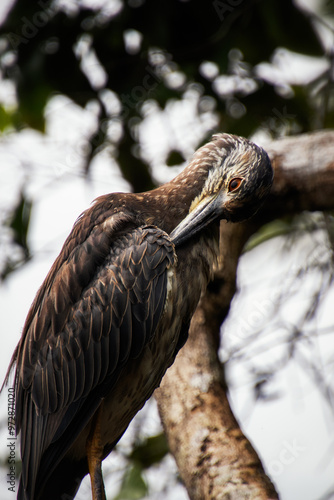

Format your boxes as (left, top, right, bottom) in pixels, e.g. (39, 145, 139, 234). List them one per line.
(228, 178, 243, 192)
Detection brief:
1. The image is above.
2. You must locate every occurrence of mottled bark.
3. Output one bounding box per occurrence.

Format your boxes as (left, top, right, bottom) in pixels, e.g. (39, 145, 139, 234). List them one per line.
(155, 130, 334, 499)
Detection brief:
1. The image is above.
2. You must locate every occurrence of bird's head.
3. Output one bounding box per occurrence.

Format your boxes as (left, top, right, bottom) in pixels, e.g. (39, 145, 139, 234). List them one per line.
(170, 134, 273, 246)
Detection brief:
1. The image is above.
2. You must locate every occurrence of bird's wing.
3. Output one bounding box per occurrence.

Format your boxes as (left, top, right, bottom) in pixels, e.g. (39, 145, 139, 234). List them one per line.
(14, 207, 176, 499)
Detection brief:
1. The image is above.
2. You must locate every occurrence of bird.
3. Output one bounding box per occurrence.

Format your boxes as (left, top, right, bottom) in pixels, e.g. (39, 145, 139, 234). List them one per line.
(3, 133, 273, 500)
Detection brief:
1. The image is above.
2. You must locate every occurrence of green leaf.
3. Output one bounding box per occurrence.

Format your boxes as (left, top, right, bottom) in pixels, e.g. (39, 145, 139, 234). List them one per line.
(0, 105, 15, 131)
(244, 219, 293, 252)
(166, 150, 184, 167)
(7, 191, 32, 254)
(129, 433, 169, 469)
(114, 463, 148, 500)
(118, 127, 155, 192)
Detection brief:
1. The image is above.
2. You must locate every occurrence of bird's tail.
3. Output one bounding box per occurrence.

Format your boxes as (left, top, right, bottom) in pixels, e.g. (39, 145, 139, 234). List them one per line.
(18, 456, 88, 500)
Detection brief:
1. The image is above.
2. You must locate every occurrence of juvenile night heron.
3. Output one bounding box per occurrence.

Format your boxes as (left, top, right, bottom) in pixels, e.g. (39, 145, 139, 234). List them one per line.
(4, 134, 273, 500)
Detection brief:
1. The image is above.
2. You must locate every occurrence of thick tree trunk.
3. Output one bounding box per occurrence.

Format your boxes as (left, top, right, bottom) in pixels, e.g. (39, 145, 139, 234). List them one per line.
(155, 130, 334, 499)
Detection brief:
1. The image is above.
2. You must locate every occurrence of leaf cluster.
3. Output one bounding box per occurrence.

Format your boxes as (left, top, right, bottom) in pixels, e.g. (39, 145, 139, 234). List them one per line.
(0, 0, 332, 193)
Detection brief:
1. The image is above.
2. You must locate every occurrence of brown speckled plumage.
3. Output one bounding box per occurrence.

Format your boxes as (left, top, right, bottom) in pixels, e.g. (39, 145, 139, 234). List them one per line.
(3, 133, 273, 500)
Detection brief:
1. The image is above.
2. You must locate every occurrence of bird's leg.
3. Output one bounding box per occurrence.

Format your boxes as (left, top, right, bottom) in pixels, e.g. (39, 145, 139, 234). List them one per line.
(86, 402, 106, 500)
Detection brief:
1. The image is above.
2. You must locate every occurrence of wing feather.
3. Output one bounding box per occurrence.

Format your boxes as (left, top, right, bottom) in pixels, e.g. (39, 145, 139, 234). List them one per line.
(108, 325, 120, 372)
(92, 338, 102, 388)
(73, 346, 86, 401)
(65, 357, 76, 405)
(98, 333, 110, 382)
(12, 207, 176, 499)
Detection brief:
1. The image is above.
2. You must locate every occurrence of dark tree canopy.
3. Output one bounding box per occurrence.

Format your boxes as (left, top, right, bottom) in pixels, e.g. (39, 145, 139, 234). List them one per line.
(1, 1, 334, 498)
(1, 0, 332, 281)
(0, 0, 331, 194)
(0, 1, 332, 258)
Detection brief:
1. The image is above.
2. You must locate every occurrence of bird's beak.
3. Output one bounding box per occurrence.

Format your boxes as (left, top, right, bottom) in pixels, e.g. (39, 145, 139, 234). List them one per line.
(170, 192, 226, 247)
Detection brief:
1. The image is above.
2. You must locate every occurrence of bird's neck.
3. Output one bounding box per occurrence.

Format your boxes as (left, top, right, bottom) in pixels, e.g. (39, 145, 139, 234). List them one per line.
(141, 161, 212, 235)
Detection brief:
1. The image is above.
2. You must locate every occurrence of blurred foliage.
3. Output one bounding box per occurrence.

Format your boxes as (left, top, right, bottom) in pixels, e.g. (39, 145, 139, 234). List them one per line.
(1, 0, 334, 497)
(0, 2, 333, 276)
(8, 191, 31, 252)
(244, 218, 294, 252)
(166, 149, 185, 167)
(114, 433, 169, 499)
(114, 463, 148, 500)
(0, 454, 21, 478)
(1, 191, 31, 280)
(0, 103, 15, 131)
(0, 0, 333, 194)
(128, 432, 169, 468)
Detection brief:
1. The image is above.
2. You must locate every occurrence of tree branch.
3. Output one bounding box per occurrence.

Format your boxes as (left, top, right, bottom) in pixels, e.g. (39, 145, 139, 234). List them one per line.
(155, 130, 334, 500)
